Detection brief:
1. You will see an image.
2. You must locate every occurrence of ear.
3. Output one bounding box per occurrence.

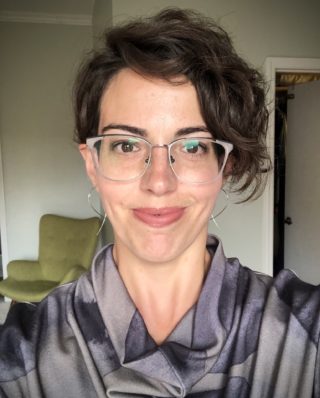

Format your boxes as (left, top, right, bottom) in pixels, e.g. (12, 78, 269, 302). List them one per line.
(225, 155, 234, 174)
(79, 144, 98, 189)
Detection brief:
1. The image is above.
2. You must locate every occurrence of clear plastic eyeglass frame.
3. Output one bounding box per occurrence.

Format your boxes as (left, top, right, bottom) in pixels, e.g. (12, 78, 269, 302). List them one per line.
(86, 134, 233, 184)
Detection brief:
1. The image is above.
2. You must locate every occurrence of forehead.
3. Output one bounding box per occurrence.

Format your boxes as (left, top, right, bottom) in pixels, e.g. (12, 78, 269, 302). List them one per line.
(98, 68, 205, 135)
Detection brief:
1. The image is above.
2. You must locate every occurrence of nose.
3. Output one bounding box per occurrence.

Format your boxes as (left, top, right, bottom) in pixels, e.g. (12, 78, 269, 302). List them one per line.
(140, 146, 177, 195)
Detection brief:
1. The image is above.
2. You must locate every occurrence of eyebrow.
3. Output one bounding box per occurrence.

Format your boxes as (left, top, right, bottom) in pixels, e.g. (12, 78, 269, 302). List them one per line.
(101, 124, 210, 137)
(175, 126, 210, 137)
(102, 124, 147, 136)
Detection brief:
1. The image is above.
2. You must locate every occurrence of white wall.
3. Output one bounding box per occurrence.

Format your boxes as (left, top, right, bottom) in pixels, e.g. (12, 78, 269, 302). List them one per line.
(0, 21, 93, 272)
(108, 0, 320, 272)
(92, 0, 112, 46)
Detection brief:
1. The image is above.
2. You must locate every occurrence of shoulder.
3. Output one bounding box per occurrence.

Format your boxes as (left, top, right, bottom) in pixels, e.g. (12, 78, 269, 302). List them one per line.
(272, 269, 320, 340)
(253, 266, 320, 313)
(239, 262, 320, 342)
(0, 281, 76, 383)
(227, 253, 320, 302)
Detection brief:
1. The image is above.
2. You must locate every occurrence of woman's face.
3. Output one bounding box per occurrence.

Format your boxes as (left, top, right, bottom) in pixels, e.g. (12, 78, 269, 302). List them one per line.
(81, 68, 223, 264)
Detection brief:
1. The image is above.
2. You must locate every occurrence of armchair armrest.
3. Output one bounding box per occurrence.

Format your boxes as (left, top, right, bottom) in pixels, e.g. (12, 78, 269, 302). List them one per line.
(7, 260, 43, 281)
(59, 265, 88, 285)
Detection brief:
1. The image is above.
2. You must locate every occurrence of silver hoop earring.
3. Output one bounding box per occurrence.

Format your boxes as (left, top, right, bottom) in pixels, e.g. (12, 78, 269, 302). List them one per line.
(96, 215, 106, 236)
(210, 188, 229, 228)
(88, 187, 107, 235)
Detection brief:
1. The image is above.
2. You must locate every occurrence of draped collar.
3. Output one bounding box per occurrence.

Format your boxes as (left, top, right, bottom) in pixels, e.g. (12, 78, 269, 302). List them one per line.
(83, 234, 237, 394)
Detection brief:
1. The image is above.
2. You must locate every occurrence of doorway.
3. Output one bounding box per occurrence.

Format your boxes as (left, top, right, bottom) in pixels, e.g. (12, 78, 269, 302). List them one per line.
(263, 57, 320, 279)
(273, 73, 320, 277)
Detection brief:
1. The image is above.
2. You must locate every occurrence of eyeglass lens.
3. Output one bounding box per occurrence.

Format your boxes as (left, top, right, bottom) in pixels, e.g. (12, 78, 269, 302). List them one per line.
(91, 135, 228, 183)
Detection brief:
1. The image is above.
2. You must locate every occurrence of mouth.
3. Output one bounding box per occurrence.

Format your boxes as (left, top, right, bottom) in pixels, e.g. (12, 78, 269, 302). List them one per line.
(132, 207, 186, 228)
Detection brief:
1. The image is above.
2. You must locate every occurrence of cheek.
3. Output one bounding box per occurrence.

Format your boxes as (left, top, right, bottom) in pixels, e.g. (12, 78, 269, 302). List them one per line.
(194, 179, 222, 204)
(96, 180, 134, 215)
(198, 182, 223, 220)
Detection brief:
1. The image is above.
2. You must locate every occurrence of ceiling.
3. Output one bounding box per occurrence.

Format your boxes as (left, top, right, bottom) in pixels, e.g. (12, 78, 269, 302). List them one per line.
(0, 0, 94, 15)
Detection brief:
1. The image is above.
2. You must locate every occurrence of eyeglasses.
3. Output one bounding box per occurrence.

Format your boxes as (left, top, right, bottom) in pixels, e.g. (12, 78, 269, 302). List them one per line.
(86, 134, 233, 184)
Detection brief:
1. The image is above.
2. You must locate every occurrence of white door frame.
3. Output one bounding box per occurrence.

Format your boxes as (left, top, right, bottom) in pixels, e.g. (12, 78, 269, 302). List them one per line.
(0, 135, 8, 278)
(262, 57, 320, 276)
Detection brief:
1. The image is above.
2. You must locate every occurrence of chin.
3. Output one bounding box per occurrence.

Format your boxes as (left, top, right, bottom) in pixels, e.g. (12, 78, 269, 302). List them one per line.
(137, 248, 179, 264)
(139, 234, 178, 261)
(131, 228, 202, 265)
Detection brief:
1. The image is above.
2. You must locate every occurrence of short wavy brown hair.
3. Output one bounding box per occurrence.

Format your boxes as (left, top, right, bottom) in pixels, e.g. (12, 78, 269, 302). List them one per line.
(73, 8, 271, 201)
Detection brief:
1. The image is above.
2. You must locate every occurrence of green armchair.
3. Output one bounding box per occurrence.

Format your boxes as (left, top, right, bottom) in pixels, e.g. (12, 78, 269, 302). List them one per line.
(0, 214, 100, 302)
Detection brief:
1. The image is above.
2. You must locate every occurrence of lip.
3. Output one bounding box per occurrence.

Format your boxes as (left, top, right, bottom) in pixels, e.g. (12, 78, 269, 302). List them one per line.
(133, 207, 185, 227)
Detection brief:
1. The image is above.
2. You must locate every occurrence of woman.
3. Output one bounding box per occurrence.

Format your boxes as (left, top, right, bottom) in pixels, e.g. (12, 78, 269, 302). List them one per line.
(1, 8, 320, 398)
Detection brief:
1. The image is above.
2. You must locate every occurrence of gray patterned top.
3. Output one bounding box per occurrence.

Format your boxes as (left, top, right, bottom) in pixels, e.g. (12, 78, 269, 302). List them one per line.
(1, 235, 320, 397)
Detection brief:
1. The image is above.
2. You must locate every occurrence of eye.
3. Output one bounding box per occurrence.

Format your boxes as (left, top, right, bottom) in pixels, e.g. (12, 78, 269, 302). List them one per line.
(182, 139, 208, 154)
(111, 138, 140, 153)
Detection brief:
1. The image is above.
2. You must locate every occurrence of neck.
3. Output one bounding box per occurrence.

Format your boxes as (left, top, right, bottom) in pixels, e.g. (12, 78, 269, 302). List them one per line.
(112, 236, 211, 344)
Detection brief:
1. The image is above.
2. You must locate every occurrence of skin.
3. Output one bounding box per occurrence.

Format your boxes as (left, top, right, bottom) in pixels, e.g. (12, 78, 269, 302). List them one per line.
(80, 68, 223, 344)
